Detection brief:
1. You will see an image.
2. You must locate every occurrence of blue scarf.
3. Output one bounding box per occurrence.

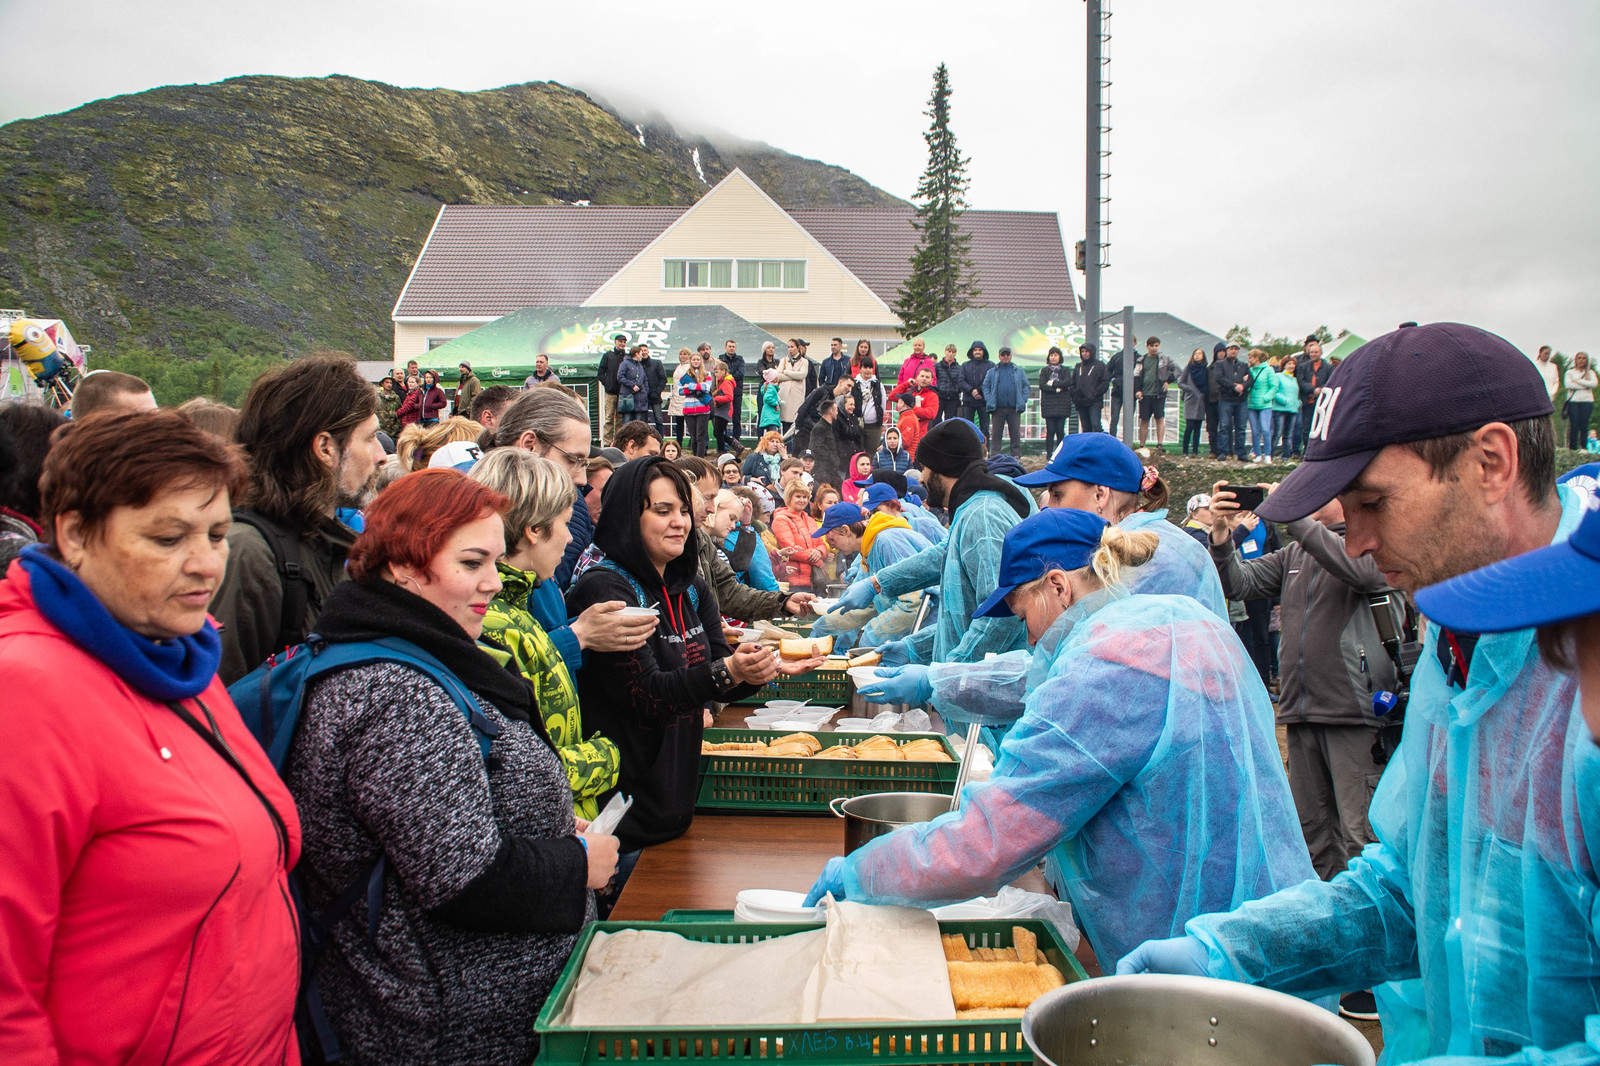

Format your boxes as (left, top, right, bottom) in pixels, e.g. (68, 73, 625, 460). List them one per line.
(19, 544, 221, 701)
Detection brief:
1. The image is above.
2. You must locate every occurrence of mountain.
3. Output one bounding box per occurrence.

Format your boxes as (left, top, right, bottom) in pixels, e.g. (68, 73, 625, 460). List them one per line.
(0, 75, 904, 381)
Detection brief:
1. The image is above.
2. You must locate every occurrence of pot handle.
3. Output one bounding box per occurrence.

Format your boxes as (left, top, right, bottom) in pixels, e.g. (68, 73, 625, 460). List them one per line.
(829, 796, 849, 818)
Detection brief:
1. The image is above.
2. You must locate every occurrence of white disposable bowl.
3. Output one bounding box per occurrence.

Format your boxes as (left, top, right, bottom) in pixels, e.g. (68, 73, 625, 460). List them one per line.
(734, 889, 823, 923)
(835, 718, 878, 731)
(764, 699, 808, 713)
(847, 665, 889, 685)
(732, 628, 763, 644)
(809, 598, 839, 614)
(743, 716, 785, 729)
(615, 606, 659, 617)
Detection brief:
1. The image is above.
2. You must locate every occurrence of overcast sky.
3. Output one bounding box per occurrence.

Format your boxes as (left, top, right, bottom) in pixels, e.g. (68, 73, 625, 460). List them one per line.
(2, 0, 1595, 357)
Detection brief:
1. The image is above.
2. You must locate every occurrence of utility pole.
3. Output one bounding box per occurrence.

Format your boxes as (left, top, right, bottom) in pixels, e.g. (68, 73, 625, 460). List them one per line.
(1121, 304, 1136, 443)
(1083, 0, 1105, 349)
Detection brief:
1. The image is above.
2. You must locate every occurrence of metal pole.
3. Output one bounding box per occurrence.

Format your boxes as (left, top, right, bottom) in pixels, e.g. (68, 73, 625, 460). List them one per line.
(1121, 304, 1136, 443)
(1083, 0, 1102, 348)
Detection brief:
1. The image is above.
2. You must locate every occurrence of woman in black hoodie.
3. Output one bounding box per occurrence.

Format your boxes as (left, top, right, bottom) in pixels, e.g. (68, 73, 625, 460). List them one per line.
(566, 457, 781, 858)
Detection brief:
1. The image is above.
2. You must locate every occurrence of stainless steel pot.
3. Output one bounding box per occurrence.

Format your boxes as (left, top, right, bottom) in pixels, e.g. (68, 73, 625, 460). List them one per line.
(829, 791, 953, 854)
(1022, 975, 1374, 1066)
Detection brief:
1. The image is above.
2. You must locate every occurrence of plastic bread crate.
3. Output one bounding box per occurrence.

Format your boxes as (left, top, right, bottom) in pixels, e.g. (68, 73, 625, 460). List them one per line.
(534, 917, 1088, 1065)
(728, 666, 852, 707)
(696, 728, 959, 812)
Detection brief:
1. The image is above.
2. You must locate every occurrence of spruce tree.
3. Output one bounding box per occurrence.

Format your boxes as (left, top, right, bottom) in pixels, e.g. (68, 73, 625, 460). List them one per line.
(894, 63, 979, 337)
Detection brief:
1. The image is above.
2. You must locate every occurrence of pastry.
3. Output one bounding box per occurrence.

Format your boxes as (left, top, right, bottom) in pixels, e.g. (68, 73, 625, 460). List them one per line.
(847, 650, 882, 668)
(779, 636, 833, 660)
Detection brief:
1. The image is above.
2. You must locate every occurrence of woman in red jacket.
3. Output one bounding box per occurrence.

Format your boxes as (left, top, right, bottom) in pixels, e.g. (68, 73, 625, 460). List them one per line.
(0, 410, 301, 1065)
(771, 480, 826, 591)
(397, 373, 424, 427)
(419, 369, 448, 426)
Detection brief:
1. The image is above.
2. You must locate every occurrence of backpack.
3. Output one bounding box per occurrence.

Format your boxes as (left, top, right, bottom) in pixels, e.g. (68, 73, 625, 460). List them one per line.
(593, 557, 700, 614)
(231, 509, 316, 655)
(229, 635, 498, 1063)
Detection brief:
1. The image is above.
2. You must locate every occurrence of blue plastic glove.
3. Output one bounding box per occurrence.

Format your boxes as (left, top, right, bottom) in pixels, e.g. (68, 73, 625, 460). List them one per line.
(877, 640, 913, 668)
(856, 664, 933, 706)
(832, 579, 877, 614)
(1114, 935, 1210, 977)
(803, 857, 848, 907)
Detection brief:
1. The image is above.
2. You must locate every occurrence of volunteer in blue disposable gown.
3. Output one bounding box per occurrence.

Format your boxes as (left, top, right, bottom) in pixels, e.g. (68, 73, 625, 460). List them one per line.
(806, 508, 1315, 968)
(808, 489, 933, 650)
(1118, 322, 1600, 1065)
(858, 431, 1226, 722)
(868, 469, 947, 545)
(826, 420, 1030, 668)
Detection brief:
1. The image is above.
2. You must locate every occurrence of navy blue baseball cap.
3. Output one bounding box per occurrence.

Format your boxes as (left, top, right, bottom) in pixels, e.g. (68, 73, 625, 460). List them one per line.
(974, 509, 1111, 618)
(1014, 432, 1143, 492)
(1256, 322, 1555, 523)
(816, 501, 868, 536)
(1415, 500, 1600, 632)
(858, 482, 899, 511)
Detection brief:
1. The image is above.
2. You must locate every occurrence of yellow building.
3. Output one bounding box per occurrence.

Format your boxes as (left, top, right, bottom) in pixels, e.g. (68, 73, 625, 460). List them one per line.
(392, 169, 1076, 366)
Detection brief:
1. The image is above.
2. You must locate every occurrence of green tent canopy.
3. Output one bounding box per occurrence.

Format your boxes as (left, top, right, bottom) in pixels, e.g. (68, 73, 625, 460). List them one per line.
(420, 305, 781, 385)
(1320, 332, 1367, 362)
(882, 308, 1226, 370)
(419, 305, 782, 440)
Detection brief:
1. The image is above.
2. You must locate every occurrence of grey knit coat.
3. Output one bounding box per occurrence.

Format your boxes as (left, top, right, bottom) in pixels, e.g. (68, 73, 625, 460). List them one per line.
(286, 662, 593, 1065)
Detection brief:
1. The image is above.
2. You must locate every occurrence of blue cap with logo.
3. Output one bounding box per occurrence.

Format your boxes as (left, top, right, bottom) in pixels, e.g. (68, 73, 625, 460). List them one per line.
(815, 501, 868, 536)
(1415, 499, 1600, 632)
(973, 508, 1111, 618)
(1256, 322, 1553, 522)
(1014, 432, 1143, 492)
(858, 482, 900, 511)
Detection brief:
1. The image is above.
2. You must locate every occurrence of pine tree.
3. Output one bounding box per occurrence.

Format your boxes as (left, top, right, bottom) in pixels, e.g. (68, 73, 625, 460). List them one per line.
(894, 64, 978, 337)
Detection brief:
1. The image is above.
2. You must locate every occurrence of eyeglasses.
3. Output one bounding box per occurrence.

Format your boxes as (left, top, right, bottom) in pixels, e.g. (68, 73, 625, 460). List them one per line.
(542, 440, 588, 473)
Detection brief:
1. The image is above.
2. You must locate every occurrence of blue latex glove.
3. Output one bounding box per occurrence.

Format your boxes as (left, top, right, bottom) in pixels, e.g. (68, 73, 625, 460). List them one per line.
(1115, 935, 1210, 977)
(803, 857, 848, 907)
(856, 664, 932, 706)
(877, 640, 913, 668)
(832, 579, 877, 615)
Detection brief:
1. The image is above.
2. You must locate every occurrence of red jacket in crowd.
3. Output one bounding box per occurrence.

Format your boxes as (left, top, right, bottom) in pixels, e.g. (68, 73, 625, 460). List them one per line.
(0, 565, 303, 1066)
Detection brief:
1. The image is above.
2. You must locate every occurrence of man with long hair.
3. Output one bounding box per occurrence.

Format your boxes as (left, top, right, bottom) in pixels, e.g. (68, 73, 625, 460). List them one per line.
(211, 353, 383, 683)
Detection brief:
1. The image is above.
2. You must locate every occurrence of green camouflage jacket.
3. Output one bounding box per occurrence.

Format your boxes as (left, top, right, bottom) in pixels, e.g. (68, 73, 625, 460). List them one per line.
(480, 562, 621, 820)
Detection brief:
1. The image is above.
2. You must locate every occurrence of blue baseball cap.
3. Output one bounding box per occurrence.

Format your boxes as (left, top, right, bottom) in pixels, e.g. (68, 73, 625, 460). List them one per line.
(1415, 500, 1600, 633)
(974, 509, 1111, 618)
(816, 501, 868, 536)
(858, 482, 899, 511)
(1257, 322, 1553, 522)
(1014, 432, 1142, 491)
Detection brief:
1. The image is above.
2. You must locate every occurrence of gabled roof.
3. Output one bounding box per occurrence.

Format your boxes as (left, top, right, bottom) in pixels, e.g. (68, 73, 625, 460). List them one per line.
(393, 204, 684, 318)
(393, 180, 1077, 320)
(786, 208, 1076, 311)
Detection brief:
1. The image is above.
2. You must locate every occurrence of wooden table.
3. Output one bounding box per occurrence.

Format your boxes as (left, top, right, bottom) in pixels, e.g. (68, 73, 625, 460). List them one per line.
(607, 809, 1105, 977)
(609, 813, 841, 920)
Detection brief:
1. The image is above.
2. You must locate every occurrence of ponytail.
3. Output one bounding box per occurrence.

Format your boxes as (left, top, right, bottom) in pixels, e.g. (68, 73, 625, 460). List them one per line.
(1087, 526, 1160, 591)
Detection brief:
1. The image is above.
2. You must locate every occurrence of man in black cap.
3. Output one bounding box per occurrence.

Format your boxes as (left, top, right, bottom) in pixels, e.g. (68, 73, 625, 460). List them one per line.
(1294, 335, 1334, 459)
(1120, 322, 1600, 1056)
(827, 419, 1030, 669)
(1069, 341, 1109, 433)
(597, 333, 629, 442)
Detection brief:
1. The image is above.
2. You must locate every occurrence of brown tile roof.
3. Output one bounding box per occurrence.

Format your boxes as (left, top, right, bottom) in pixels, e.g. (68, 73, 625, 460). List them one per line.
(787, 208, 1077, 311)
(393, 204, 685, 318)
(393, 202, 1076, 319)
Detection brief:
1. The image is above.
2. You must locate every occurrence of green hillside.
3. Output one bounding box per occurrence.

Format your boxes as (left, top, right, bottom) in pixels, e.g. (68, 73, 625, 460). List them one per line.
(0, 75, 902, 402)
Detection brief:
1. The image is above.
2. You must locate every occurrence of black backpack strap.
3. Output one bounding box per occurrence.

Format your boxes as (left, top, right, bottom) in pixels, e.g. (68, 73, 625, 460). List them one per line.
(233, 509, 312, 654)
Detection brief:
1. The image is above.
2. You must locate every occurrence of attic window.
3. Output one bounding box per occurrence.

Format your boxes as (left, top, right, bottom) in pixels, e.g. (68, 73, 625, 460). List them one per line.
(664, 258, 806, 290)
(663, 259, 732, 289)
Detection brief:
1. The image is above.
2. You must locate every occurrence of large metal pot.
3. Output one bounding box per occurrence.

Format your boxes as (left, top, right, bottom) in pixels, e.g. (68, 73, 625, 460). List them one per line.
(1022, 975, 1374, 1066)
(829, 791, 952, 854)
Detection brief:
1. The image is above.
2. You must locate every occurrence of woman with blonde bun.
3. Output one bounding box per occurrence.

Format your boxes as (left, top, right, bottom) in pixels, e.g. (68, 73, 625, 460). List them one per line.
(817, 507, 1313, 972)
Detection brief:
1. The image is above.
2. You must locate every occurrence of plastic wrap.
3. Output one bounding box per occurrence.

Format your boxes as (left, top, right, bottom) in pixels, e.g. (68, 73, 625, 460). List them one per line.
(837, 593, 1313, 968)
(1180, 487, 1600, 1060)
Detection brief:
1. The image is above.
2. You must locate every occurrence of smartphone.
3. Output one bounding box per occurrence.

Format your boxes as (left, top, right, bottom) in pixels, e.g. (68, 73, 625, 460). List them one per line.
(1229, 485, 1267, 512)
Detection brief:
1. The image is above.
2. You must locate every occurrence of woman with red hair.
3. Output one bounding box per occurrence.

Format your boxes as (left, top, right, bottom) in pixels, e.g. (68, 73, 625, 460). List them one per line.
(285, 468, 617, 1065)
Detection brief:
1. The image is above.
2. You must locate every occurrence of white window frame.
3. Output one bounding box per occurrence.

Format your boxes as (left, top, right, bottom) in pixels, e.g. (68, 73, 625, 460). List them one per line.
(661, 258, 808, 291)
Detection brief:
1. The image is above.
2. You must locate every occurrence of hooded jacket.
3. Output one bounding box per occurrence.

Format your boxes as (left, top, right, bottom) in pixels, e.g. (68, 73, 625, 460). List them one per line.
(0, 562, 301, 1066)
(1069, 348, 1110, 407)
(1038, 361, 1073, 417)
(565, 457, 759, 848)
(454, 368, 482, 416)
(1210, 518, 1400, 727)
(957, 347, 992, 406)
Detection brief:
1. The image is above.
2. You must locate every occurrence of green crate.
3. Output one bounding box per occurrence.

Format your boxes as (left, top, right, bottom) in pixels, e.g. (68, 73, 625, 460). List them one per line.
(728, 667, 852, 707)
(535, 917, 1088, 1065)
(658, 908, 734, 923)
(697, 728, 959, 812)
